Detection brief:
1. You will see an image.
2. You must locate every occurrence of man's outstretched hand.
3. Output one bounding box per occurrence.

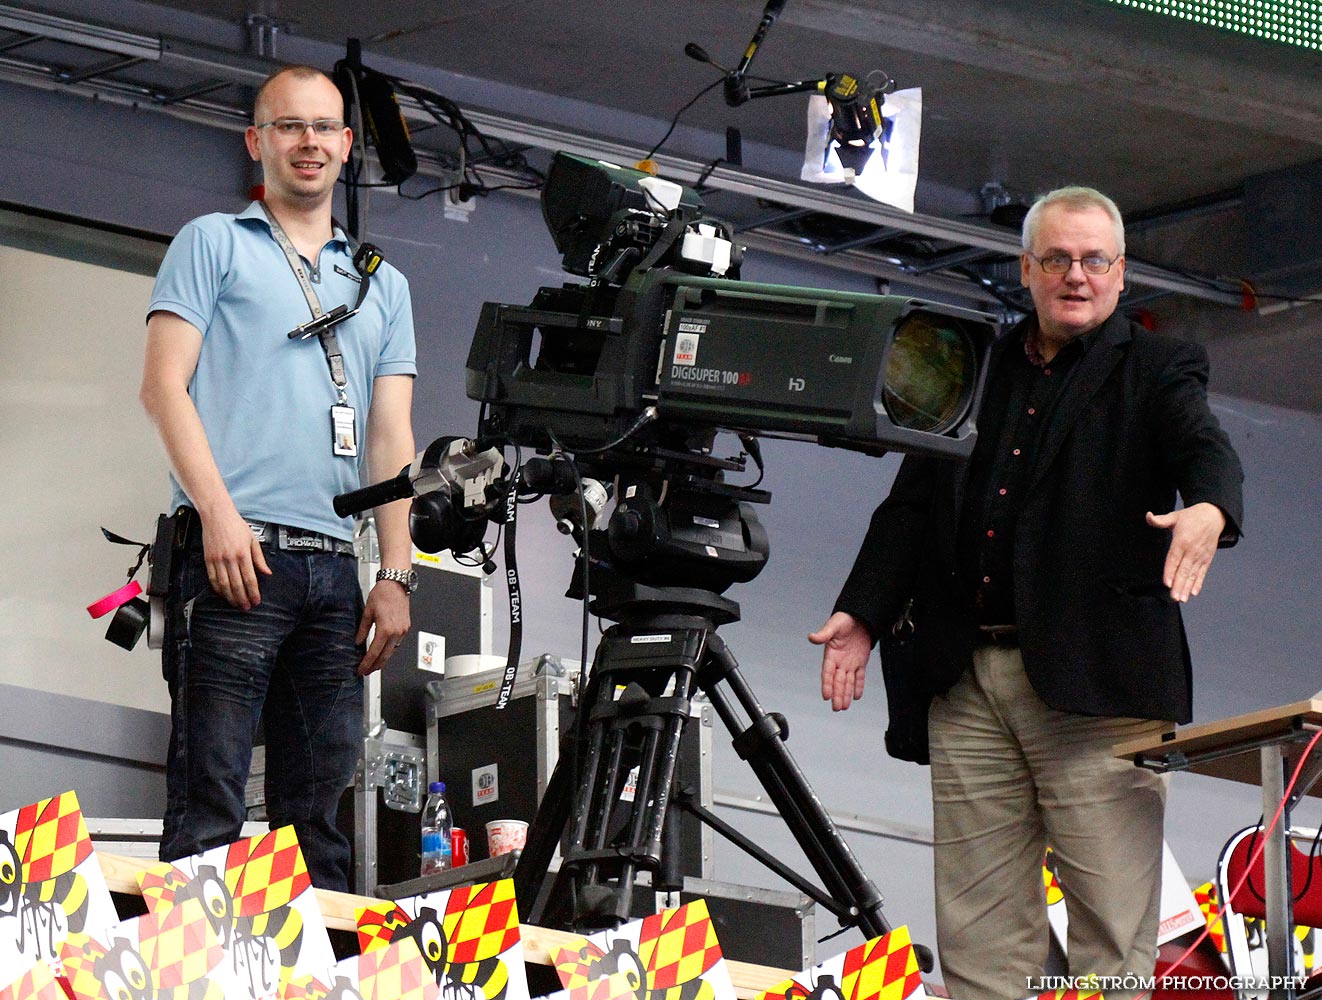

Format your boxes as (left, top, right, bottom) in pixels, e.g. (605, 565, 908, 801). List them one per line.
(810, 611, 872, 712)
(1146, 501, 1227, 603)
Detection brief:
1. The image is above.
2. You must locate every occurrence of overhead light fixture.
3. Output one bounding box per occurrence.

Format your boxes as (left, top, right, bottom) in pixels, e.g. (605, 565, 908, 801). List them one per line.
(801, 81, 922, 213)
(684, 2, 922, 213)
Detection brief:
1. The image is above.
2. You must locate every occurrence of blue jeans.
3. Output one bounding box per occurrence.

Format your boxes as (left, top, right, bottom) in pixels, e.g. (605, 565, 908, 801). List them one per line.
(161, 535, 363, 891)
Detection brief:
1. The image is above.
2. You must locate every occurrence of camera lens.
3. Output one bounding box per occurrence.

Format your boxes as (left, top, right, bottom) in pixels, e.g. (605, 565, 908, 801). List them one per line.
(882, 310, 978, 434)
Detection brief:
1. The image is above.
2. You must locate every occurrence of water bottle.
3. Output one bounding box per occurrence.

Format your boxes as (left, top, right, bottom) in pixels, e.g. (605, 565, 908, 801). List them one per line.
(420, 781, 453, 876)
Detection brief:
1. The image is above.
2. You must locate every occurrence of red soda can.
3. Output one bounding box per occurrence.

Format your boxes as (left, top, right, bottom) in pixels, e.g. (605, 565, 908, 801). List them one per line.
(451, 828, 469, 867)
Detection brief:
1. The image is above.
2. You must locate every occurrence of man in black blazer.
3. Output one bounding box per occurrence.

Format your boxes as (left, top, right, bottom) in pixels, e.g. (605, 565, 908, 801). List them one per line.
(811, 187, 1243, 1000)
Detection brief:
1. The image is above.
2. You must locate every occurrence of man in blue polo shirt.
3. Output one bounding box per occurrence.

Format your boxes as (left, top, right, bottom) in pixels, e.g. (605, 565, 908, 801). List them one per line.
(139, 64, 417, 891)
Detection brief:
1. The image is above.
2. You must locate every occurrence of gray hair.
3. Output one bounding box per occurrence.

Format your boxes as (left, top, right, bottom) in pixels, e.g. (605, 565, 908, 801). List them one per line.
(1021, 186, 1125, 255)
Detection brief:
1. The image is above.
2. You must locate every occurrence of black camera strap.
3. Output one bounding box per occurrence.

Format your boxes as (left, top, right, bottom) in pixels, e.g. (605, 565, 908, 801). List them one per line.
(100, 526, 150, 580)
(633, 212, 691, 275)
(495, 465, 523, 710)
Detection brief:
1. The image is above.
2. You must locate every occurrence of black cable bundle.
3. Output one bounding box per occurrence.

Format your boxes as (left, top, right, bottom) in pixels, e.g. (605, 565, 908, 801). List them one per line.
(334, 46, 417, 188)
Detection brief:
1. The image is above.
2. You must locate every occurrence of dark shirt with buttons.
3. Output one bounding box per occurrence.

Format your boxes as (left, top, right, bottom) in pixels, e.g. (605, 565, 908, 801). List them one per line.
(958, 323, 1105, 628)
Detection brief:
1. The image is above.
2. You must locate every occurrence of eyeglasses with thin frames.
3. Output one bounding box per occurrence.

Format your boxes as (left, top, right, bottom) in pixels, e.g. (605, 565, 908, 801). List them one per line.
(1027, 251, 1122, 275)
(254, 118, 346, 137)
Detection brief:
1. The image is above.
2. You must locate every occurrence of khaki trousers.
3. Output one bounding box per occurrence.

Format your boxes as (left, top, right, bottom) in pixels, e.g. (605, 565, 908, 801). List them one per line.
(928, 645, 1168, 1000)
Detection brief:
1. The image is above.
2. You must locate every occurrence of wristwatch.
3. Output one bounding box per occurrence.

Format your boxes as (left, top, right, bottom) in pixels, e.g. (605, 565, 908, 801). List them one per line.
(375, 567, 418, 594)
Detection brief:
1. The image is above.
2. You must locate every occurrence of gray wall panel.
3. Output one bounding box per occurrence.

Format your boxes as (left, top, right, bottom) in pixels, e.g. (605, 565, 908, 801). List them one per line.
(0, 685, 166, 819)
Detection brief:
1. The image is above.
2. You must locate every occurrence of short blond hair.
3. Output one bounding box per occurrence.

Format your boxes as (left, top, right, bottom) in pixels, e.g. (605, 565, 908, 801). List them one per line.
(252, 64, 342, 122)
(1022, 186, 1125, 255)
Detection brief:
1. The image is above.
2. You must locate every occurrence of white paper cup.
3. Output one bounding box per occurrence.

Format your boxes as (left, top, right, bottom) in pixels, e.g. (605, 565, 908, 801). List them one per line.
(485, 819, 528, 857)
(444, 654, 506, 677)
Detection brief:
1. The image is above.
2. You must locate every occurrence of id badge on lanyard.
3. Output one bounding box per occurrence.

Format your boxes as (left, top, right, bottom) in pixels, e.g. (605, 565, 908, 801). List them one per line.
(330, 403, 358, 457)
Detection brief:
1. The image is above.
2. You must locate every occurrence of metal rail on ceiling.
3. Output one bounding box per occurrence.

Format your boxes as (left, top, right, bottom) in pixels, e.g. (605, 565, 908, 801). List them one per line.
(0, 1, 1243, 308)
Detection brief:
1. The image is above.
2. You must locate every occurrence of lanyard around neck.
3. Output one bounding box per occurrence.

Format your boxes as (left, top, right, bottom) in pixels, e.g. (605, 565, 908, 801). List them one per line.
(261, 202, 350, 404)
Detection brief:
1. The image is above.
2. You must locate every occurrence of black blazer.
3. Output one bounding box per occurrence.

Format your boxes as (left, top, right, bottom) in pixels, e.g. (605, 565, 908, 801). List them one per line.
(835, 312, 1244, 724)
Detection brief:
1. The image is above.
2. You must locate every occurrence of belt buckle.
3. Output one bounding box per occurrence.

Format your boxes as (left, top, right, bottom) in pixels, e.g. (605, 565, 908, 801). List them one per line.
(277, 525, 326, 552)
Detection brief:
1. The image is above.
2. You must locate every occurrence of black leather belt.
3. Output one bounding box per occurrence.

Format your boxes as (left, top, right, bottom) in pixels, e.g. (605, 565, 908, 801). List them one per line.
(246, 520, 355, 556)
(978, 624, 1019, 648)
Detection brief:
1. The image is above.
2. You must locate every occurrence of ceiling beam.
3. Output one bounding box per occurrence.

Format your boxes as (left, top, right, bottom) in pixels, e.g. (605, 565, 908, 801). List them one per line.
(0, 0, 1246, 306)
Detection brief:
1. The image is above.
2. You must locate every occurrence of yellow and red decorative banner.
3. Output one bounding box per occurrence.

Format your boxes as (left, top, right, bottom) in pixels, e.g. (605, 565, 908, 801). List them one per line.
(355, 878, 528, 1000)
(1193, 881, 1226, 954)
(755, 925, 926, 1000)
(0, 791, 117, 983)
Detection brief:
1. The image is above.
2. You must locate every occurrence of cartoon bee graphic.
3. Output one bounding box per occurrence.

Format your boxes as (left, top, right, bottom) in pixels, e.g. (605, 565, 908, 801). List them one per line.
(170, 861, 304, 991)
(59, 895, 228, 1000)
(552, 901, 723, 1000)
(560, 938, 657, 1000)
(562, 935, 712, 1000)
(1, 793, 97, 967)
(357, 881, 520, 1000)
(138, 831, 314, 1000)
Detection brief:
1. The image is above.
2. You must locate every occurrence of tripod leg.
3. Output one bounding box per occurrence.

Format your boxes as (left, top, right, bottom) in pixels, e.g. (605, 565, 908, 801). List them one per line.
(657, 796, 684, 895)
(698, 632, 893, 940)
(517, 666, 608, 926)
(515, 748, 574, 925)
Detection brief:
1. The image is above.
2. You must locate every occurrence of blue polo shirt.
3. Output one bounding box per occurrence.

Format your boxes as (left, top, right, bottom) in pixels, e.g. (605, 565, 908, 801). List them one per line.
(149, 202, 417, 540)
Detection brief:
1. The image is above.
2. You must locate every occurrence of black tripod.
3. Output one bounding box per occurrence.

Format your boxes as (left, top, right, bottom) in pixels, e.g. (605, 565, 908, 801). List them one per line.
(513, 568, 921, 961)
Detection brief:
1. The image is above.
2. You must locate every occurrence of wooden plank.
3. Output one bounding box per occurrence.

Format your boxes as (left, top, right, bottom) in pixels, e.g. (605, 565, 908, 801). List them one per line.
(1113, 698, 1322, 796)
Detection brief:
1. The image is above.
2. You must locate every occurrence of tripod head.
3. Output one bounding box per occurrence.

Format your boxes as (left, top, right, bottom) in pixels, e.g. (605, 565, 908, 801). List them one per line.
(556, 429, 771, 596)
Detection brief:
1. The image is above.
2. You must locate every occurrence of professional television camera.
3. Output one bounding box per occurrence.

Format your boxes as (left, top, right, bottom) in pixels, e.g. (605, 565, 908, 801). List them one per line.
(335, 152, 997, 941)
(457, 151, 997, 594)
(339, 151, 997, 577)
(469, 151, 994, 466)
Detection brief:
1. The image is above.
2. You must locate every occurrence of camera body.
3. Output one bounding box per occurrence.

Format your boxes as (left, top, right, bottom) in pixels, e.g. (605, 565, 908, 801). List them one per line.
(349, 153, 999, 581)
(467, 153, 996, 466)
(467, 268, 996, 463)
